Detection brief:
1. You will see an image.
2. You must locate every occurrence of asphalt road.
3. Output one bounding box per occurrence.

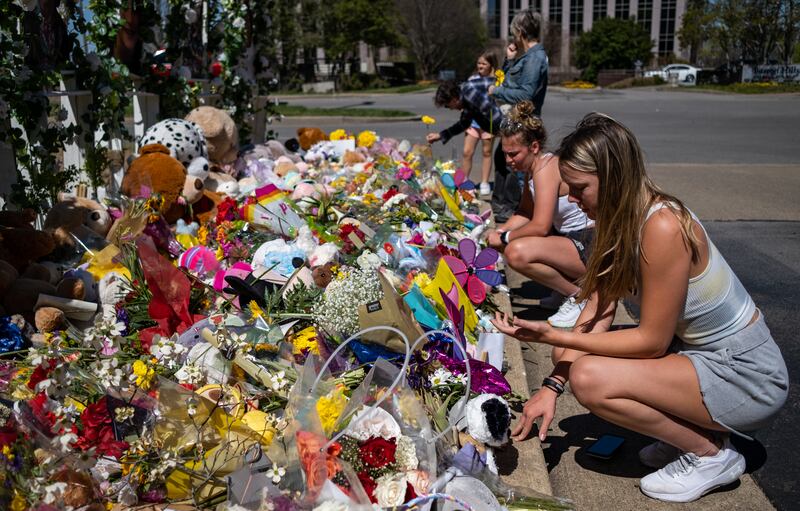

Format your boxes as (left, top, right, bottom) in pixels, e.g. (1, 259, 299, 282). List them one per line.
(271, 87, 800, 164)
(271, 88, 800, 509)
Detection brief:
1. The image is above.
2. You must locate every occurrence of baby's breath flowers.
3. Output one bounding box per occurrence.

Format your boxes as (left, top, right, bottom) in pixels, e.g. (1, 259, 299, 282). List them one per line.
(311, 266, 383, 336)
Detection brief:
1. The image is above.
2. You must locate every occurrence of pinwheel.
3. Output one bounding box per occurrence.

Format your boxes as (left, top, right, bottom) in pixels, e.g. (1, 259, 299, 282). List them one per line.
(441, 168, 476, 198)
(443, 238, 503, 304)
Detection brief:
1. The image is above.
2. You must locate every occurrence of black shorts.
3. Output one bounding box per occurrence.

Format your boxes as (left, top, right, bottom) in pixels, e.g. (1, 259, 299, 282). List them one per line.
(563, 227, 594, 265)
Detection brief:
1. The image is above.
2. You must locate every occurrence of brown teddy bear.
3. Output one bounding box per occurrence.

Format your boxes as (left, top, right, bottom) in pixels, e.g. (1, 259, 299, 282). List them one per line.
(121, 143, 204, 224)
(0, 259, 77, 332)
(0, 209, 56, 272)
(185, 106, 239, 166)
(44, 194, 113, 259)
(297, 127, 328, 151)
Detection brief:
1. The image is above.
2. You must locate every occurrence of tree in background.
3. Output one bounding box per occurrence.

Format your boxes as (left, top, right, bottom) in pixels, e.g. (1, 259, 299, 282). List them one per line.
(394, 0, 487, 80)
(680, 0, 799, 66)
(574, 17, 652, 83)
(321, 0, 399, 88)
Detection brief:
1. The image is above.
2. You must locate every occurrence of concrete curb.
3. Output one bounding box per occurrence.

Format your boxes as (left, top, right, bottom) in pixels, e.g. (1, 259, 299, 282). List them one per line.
(495, 284, 555, 496)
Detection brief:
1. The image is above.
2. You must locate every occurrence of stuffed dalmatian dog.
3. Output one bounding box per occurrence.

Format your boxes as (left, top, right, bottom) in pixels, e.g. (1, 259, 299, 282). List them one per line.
(139, 118, 210, 180)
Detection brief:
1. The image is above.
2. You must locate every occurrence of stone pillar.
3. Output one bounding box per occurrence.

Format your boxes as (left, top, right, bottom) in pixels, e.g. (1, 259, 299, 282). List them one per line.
(675, 0, 687, 59)
(562, 0, 571, 70)
(501, 0, 510, 40)
(607, 0, 615, 17)
(651, 0, 662, 56)
(584, 0, 594, 31)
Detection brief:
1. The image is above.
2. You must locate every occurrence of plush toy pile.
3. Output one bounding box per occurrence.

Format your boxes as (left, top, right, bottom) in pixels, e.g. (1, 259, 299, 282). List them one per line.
(0, 109, 569, 511)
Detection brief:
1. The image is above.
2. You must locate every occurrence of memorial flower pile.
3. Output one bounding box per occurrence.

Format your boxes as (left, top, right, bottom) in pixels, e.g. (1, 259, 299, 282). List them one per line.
(0, 124, 573, 511)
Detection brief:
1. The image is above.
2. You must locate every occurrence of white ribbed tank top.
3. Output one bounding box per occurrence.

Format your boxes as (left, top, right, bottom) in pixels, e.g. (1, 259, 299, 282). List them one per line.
(638, 203, 756, 345)
(528, 154, 594, 233)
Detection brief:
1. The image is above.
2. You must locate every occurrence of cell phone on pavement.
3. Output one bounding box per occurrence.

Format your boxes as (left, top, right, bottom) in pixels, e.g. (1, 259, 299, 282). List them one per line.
(586, 434, 625, 459)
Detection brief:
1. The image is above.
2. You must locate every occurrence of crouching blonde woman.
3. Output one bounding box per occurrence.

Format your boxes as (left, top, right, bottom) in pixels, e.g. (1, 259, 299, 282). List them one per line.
(492, 113, 788, 503)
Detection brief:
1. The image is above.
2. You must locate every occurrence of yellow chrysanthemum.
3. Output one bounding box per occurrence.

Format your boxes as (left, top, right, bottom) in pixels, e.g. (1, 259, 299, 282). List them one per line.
(197, 225, 209, 245)
(330, 177, 347, 189)
(421, 115, 436, 125)
(357, 130, 377, 148)
(10, 492, 27, 511)
(494, 69, 505, 87)
(132, 360, 156, 390)
(329, 129, 348, 141)
(316, 386, 347, 436)
(354, 173, 368, 185)
(412, 272, 432, 289)
(249, 301, 265, 319)
(291, 326, 321, 356)
(362, 193, 379, 205)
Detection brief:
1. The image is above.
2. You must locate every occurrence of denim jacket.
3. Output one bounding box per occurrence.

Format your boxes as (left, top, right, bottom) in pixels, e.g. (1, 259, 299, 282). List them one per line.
(493, 44, 549, 115)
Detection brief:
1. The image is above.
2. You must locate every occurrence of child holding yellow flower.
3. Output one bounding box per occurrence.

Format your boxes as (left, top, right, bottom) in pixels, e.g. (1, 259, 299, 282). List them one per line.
(462, 50, 500, 197)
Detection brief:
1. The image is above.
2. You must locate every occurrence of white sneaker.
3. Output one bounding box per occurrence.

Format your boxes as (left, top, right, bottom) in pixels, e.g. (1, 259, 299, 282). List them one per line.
(479, 182, 491, 197)
(639, 439, 746, 502)
(538, 290, 565, 311)
(639, 441, 682, 469)
(547, 297, 586, 328)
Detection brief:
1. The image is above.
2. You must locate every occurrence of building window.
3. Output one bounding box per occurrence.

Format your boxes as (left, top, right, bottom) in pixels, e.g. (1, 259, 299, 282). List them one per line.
(615, 0, 630, 19)
(658, 0, 676, 54)
(549, 0, 563, 22)
(637, 0, 653, 34)
(593, 0, 607, 20)
(570, 0, 584, 34)
(530, 0, 542, 11)
(488, 0, 501, 38)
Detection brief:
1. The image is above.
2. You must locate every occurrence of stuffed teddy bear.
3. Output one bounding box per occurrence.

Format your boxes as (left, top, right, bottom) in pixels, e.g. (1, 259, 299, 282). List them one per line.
(461, 393, 511, 474)
(0, 209, 56, 272)
(44, 194, 113, 259)
(121, 143, 202, 224)
(297, 127, 328, 151)
(185, 106, 239, 167)
(139, 118, 209, 169)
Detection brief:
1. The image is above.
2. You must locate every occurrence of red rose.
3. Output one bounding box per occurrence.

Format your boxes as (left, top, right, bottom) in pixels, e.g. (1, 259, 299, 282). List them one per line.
(80, 397, 110, 430)
(216, 197, 240, 224)
(382, 188, 399, 201)
(357, 471, 378, 503)
(359, 436, 397, 468)
(210, 61, 224, 77)
(405, 482, 417, 501)
(27, 362, 54, 390)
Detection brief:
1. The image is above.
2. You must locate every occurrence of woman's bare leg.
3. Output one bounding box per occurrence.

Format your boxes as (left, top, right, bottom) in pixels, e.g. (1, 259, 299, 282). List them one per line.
(569, 353, 726, 456)
(462, 134, 479, 178)
(503, 236, 584, 296)
(480, 137, 494, 184)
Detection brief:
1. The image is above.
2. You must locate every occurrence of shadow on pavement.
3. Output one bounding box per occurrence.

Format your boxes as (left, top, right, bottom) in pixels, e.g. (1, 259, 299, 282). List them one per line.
(544, 412, 769, 478)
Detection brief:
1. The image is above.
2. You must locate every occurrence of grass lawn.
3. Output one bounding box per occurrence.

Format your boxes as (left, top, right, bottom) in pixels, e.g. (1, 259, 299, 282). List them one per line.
(274, 104, 418, 117)
(277, 82, 437, 96)
(692, 82, 800, 94)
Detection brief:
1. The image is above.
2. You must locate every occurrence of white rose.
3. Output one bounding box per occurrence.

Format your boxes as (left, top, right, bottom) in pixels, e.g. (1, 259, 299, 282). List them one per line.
(184, 8, 198, 23)
(347, 406, 401, 441)
(356, 250, 382, 271)
(374, 473, 408, 507)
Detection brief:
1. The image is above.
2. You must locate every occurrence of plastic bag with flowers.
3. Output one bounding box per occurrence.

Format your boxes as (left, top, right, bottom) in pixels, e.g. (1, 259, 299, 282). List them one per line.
(255, 327, 437, 510)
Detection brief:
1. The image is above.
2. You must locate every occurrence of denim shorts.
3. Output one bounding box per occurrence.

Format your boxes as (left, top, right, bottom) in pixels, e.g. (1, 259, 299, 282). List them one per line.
(674, 312, 789, 438)
(563, 227, 595, 265)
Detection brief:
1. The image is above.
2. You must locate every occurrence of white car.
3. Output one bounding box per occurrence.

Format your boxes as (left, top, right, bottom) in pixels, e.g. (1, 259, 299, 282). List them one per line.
(644, 64, 699, 84)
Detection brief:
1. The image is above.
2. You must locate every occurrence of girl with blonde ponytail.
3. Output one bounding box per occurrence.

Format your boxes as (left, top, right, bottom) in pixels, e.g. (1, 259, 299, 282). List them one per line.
(493, 113, 787, 503)
(486, 101, 594, 329)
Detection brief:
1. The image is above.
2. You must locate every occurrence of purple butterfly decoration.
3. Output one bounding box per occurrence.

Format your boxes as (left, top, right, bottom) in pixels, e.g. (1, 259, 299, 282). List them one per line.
(443, 238, 503, 304)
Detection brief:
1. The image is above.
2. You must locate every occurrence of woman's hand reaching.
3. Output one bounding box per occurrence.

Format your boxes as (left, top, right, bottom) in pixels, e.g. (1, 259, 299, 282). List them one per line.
(491, 312, 555, 345)
(512, 388, 559, 441)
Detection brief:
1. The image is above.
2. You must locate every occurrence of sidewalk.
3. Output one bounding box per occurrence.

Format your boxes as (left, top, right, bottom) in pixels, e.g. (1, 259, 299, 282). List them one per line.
(505, 267, 777, 511)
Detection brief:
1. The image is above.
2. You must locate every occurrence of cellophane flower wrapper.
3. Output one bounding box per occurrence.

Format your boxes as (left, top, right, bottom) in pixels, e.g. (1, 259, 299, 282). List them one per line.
(153, 376, 276, 505)
(329, 358, 437, 508)
(437, 444, 573, 511)
(275, 355, 370, 509)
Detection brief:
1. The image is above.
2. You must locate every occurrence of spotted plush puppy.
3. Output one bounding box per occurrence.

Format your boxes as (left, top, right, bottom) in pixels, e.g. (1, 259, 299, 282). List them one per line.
(139, 119, 209, 177)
